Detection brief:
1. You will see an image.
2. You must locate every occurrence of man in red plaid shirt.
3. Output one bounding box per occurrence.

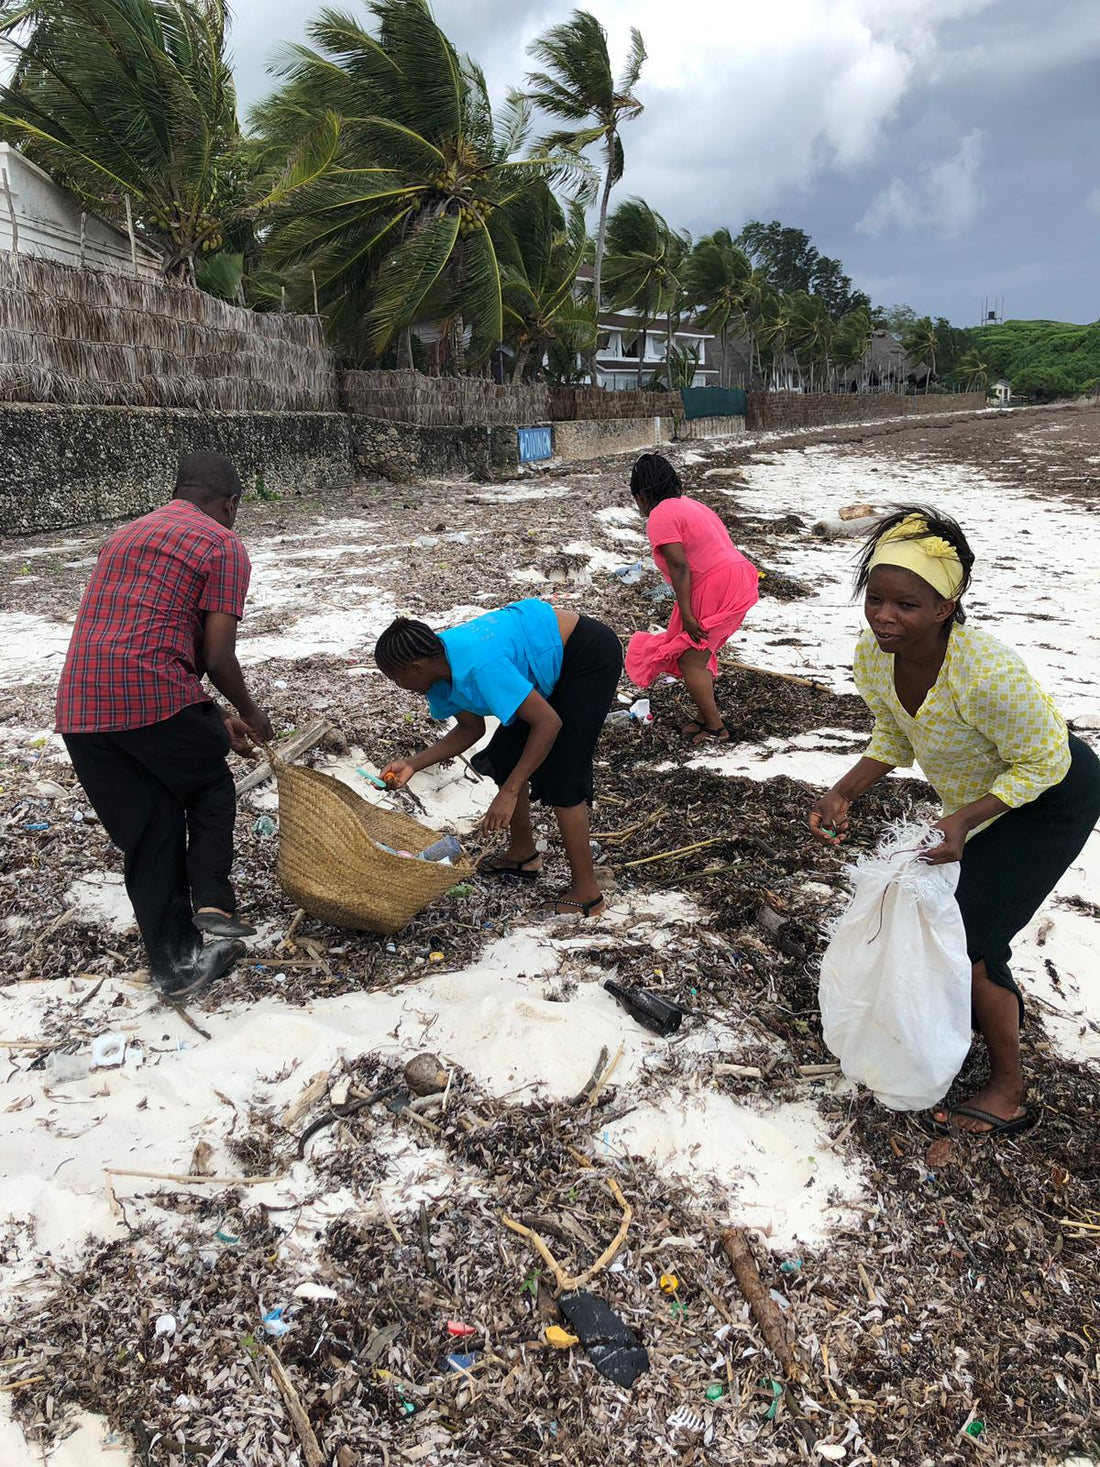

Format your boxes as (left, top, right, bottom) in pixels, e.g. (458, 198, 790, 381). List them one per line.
(57, 453, 273, 998)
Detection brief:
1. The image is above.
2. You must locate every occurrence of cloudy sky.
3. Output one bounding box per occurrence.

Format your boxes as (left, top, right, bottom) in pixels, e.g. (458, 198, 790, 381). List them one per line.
(230, 0, 1100, 325)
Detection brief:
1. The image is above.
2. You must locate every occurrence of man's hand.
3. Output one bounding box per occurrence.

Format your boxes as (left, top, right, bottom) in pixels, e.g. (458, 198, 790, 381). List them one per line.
(809, 789, 852, 844)
(922, 812, 969, 865)
(241, 707, 274, 744)
(382, 758, 415, 789)
(482, 786, 518, 834)
(225, 715, 259, 758)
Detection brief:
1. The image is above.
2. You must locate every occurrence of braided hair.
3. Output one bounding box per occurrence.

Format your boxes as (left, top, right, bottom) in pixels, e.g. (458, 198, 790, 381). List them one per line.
(630, 453, 683, 509)
(374, 617, 446, 675)
(856, 505, 975, 624)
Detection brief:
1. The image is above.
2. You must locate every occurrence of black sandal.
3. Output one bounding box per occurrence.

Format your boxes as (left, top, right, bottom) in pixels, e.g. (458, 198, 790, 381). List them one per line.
(692, 725, 730, 744)
(550, 894, 606, 918)
(926, 1103, 1037, 1138)
(477, 852, 542, 880)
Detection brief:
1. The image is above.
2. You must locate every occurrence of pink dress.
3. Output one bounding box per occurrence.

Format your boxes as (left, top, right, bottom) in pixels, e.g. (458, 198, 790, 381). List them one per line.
(625, 496, 759, 687)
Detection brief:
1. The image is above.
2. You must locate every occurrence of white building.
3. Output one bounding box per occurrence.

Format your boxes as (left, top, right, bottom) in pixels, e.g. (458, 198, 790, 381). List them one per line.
(993, 378, 1012, 405)
(576, 265, 717, 391)
(0, 142, 162, 278)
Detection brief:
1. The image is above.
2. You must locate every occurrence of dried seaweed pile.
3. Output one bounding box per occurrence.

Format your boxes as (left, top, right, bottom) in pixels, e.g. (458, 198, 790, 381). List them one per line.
(3, 1045, 1098, 1465)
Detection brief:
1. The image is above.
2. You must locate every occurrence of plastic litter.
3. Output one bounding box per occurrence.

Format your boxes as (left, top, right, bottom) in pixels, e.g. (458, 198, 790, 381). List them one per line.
(445, 1352, 479, 1373)
(604, 709, 632, 725)
(668, 1406, 705, 1434)
(262, 1306, 291, 1338)
(965, 1421, 985, 1439)
(764, 1378, 783, 1420)
(544, 1326, 579, 1349)
(253, 815, 277, 838)
(446, 1320, 477, 1337)
(819, 821, 972, 1110)
(418, 834, 462, 863)
(780, 1259, 803, 1275)
(603, 979, 684, 1037)
(90, 1032, 126, 1069)
(214, 1228, 240, 1245)
(356, 767, 389, 790)
(611, 561, 645, 585)
(23, 822, 50, 832)
(557, 1290, 650, 1387)
(659, 1274, 680, 1294)
(705, 1384, 725, 1401)
(629, 698, 652, 723)
(154, 1315, 177, 1337)
(47, 1052, 90, 1083)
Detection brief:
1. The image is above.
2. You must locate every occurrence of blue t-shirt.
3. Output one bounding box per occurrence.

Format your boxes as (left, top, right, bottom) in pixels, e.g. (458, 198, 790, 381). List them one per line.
(426, 600, 563, 726)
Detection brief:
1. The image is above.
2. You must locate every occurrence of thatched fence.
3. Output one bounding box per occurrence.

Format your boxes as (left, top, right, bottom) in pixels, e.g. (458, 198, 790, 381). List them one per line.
(0, 253, 337, 412)
(549, 386, 682, 421)
(341, 369, 551, 426)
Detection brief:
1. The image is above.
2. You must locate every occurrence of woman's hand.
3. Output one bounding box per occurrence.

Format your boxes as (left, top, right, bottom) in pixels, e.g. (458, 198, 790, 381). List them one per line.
(809, 789, 852, 844)
(382, 758, 415, 789)
(681, 610, 706, 644)
(922, 812, 969, 865)
(482, 786, 518, 834)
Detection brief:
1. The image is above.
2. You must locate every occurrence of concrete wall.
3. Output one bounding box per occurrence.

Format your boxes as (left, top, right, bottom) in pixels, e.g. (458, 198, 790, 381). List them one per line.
(0, 404, 352, 535)
(745, 390, 987, 432)
(349, 417, 518, 483)
(553, 415, 671, 462)
(676, 415, 745, 441)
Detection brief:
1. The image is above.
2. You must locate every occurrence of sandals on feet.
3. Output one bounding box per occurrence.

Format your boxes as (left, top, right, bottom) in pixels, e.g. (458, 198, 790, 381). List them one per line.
(692, 724, 730, 744)
(477, 851, 542, 880)
(926, 1103, 1037, 1138)
(550, 894, 606, 919)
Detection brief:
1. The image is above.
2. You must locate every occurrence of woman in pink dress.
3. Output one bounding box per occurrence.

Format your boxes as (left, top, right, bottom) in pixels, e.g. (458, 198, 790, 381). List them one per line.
(625, 454, 759, 743)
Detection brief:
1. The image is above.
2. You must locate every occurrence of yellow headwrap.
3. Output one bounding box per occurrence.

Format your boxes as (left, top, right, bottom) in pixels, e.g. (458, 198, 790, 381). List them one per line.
(867, 514, 964, 602)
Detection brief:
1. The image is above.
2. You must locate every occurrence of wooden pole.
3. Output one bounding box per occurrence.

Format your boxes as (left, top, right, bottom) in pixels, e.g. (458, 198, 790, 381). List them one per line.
(311, 269, 319, 315)
(1, 168, 18, 253)
(124, 194, 137, 275)
(79, 210, 86, 268)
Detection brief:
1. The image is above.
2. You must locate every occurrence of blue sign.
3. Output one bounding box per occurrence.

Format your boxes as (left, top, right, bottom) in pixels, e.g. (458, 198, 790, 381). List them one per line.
(518, 425, 554, 462)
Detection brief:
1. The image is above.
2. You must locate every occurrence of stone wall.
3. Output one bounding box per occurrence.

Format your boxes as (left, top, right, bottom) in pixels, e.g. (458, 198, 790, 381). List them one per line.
(676, 414, 745, 441)
(553, 415, 671, 462)
(349, 416, 518, 483)
(745, 391, 987, 432)
(0, 403, 352, 535)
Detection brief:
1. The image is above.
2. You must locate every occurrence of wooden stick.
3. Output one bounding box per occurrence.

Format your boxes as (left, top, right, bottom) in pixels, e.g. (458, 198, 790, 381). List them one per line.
(501, 1178, 632, 1293)
(124, 193, 137, 276)
(718, 657, 830, 691)
(715, 1063, 764, 1079)
(585, 1042, 624, 1111)
(1, 166, 18, 253)
(262, 1346, 324, 1467)
(719, 1227, 799, 1378)
(235, 720, 330, 796)
(105, 1168, 283, 1187)
(622, 836, 725, 870)
(0, 1376, 45, 1393)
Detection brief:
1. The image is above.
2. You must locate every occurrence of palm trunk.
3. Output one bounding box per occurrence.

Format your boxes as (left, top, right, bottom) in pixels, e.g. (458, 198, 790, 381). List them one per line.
(397, 327, 413, 370)
(451, 315, 466, 376)
(636, 316, 649, 388)
(589, 142, 617, 388)
(511, 342, 531, 384)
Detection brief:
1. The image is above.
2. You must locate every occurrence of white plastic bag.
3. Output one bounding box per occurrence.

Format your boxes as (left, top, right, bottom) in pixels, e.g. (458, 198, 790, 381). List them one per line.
(818, 821, 972, 1111)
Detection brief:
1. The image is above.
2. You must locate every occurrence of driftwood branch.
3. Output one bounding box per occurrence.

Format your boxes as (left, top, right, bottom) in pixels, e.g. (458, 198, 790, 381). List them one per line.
(502, 1178, 632, 1292)
(720, 1227, 801, 1378)
(718, 657, 829, 691)
(236, 720, 331, 795)
(262, 1346, 324, 1467)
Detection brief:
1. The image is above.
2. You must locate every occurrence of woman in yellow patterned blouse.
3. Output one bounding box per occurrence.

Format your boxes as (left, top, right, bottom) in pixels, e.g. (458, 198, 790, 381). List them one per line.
(810, 508, 1100, 1136)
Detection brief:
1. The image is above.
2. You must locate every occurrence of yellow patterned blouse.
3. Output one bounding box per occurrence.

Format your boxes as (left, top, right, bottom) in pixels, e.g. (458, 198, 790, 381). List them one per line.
(852, 623, 1070, 825)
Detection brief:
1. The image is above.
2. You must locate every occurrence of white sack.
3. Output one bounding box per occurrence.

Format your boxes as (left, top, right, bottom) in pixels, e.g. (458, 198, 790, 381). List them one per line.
(819, 822, 972, 1110)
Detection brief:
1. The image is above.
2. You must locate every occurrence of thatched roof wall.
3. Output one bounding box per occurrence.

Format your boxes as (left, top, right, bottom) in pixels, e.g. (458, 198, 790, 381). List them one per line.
(0, 253, 337, 412)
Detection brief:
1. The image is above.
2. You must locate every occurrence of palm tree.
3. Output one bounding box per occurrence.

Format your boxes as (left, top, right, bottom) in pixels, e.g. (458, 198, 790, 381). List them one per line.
(902, 316, 940, 392)
(254, 0, 588, 366)
(0, 0, 298, 277)
(683, 230, 753, 388)
(496, 186, 594, 382)
(525, 9, 645, 384)
(956, 346, 989, 394)
(602, 198, 680, 388)
(833, 307, 873, 392)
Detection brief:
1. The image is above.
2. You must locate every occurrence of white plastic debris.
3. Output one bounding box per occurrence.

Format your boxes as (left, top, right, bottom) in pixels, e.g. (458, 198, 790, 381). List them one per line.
(46, 1052, 90, 1083)
(91, 1032, 126, 1068)
(155, 1315, 177, 1337)
(293, 1283, 339, 1302)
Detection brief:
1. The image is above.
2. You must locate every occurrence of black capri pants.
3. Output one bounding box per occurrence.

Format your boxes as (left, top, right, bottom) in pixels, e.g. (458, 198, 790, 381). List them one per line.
(955, 734, 1100, 1023)
(478, 616, 623, 808)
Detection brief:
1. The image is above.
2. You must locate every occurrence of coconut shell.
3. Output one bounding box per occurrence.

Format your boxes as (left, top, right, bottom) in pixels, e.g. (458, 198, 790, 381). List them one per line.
(404, 1052, 448, 1096)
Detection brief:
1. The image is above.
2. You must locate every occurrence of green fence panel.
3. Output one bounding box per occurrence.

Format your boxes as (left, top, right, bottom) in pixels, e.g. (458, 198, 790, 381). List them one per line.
(680, 386, 747, 420)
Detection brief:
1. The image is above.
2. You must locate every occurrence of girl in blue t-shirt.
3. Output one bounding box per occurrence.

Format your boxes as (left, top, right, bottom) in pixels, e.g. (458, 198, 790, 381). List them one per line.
(376, 599, 622, 918)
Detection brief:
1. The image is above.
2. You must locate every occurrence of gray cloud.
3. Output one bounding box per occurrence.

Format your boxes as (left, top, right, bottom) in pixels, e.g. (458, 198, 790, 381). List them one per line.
(229, 0, 1100, 324)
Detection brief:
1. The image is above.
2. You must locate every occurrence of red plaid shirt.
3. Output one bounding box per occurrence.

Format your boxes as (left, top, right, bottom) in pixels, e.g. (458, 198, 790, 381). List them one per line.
(56, 499, 251, 733)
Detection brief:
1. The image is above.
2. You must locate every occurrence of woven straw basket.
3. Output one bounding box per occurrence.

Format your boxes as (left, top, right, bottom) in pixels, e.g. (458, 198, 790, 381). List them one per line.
(269, 752, 475, 934)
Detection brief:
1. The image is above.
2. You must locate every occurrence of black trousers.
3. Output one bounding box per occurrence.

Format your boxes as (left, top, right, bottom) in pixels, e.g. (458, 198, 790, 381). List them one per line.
(956, 734, 1100, 1024)
(64, 701, 237, 978)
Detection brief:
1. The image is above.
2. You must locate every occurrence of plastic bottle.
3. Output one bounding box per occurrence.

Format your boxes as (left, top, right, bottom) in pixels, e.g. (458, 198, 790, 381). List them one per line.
(47, 1051, 90, 1083)
(629, 698, 652, 723)
(418, 834, 462, 863)
(605, 709, 632, 726)
(253, 815, 276, 838)
(603, 979, 684, 1036)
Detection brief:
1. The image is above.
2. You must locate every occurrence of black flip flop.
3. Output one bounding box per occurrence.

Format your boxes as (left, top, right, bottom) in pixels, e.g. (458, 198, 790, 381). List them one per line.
(926, 1103, 1037, 1138)
(549, 894, 606, 919)
(692, 725, 730, 744)
(476, 852, 542, 880)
